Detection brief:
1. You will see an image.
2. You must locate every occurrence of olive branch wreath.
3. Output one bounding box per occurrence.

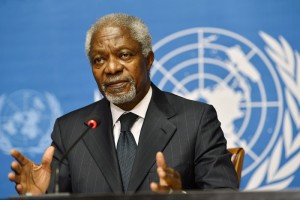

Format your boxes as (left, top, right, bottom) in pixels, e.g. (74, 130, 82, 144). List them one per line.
(245, 32, 300, 190)
(0, 92, 61, 155)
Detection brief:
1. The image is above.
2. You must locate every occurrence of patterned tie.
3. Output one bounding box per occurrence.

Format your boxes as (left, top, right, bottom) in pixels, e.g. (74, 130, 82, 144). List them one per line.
(117, 112, 138, 192)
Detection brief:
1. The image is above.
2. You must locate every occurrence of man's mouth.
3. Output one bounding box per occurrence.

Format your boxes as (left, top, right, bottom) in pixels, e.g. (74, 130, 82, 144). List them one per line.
(104, 80, 129, 93)
(105, 80, 127, 87)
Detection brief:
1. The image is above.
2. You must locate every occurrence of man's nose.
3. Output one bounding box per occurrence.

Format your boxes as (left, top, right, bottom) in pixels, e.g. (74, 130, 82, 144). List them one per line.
(105, 57, 123, 74)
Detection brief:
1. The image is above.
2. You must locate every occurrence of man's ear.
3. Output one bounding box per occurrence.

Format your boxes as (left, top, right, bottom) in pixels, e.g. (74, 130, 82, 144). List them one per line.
(146, 51, 154, 71)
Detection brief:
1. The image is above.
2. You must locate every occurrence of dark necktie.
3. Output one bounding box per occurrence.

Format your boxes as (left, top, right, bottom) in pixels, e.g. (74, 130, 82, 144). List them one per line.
(117, 112, 138, 192)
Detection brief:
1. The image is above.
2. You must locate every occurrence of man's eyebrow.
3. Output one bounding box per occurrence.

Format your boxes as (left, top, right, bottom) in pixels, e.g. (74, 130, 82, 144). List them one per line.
(90, 50, 105, 58)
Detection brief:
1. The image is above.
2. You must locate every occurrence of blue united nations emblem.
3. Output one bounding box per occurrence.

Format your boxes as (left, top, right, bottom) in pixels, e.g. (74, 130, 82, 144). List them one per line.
(151, 28, 300, 190)
(0, 90, 62, 155)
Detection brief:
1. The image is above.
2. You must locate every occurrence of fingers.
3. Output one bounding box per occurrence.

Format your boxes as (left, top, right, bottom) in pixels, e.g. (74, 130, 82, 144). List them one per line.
(9, 161, 22, 185)
(41, 146, 55, 172)
(11, 161, 22, 175)
(153, 152, 182, 192)
(156, 152, 167, 169)
(156, 152, 179, 183)
(157, 167, 180, 183)
(157, 167, 182, 190)
(15, 184, 24, 194)
(8, 172, 23, 194)
(150, 182, 171, 193)
(8, 172, 20, 183)
(10, 149, 29, 166)
(9, 148, 53, 195)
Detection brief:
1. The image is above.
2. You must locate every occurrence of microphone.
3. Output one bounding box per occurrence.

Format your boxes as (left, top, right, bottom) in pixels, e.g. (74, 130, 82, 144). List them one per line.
(54, 118, 100, 194)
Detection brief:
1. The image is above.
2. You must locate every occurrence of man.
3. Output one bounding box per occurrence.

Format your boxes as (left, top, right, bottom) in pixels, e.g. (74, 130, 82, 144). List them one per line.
(8, 13, 238, 195)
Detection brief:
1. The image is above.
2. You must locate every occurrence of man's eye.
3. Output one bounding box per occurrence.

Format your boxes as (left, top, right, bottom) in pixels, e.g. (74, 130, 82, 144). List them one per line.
(120, 52, 132, 59)
(93, 57, 104, 64)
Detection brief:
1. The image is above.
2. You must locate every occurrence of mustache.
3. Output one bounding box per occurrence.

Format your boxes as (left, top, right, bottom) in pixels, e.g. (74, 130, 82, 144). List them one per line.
(102, 75, 134, 86)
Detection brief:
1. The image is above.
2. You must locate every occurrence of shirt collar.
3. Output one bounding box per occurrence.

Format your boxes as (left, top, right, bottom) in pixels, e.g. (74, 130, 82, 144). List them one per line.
(110, 86, 153, 125)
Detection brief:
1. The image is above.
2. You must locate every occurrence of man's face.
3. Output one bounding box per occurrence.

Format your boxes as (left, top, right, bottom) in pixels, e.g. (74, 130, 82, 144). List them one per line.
(89, 26, 154, 110)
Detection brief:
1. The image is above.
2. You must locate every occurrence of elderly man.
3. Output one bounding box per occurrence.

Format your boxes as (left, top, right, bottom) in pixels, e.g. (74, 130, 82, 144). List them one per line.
(8, 13, 238, 195)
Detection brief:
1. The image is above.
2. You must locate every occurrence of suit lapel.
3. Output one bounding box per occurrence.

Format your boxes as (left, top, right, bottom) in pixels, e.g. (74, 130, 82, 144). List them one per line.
(128, 85, 177, 192)
(82, 99, 123, 193)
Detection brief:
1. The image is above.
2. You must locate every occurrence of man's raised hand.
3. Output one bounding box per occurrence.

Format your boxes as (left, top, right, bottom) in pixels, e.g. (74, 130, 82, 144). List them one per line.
(8, 146, 54, 195)
(150, 152, 182, 193)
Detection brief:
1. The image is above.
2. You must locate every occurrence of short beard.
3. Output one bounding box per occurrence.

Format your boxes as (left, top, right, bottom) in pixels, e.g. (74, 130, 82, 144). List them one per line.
(101, 76, 136, 105)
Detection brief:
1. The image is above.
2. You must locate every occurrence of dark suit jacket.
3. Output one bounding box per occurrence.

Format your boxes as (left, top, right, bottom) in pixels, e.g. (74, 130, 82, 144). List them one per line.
(48, 84, 238, 194)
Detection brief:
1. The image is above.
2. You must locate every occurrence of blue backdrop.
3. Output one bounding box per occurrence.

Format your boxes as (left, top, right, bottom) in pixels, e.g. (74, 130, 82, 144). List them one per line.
(1, 0, 300, 198)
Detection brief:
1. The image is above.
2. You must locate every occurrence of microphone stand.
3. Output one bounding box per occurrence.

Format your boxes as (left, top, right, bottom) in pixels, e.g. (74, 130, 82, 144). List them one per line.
(54, 123, 93, 194)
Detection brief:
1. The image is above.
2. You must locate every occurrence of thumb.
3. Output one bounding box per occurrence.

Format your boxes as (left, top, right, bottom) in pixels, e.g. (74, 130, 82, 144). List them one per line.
(41, 146, 55, 170)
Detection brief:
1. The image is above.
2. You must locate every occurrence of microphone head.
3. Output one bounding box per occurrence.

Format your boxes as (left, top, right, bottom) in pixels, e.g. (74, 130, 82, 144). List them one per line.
(87, 118, 100, 129)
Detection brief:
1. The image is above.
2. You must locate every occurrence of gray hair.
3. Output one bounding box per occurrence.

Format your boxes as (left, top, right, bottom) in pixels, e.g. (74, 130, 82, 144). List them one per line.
(85, 13, 152, 61)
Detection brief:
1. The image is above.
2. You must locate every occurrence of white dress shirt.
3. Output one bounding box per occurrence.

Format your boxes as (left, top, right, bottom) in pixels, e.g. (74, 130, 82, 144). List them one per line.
(110, 87, 152, 148)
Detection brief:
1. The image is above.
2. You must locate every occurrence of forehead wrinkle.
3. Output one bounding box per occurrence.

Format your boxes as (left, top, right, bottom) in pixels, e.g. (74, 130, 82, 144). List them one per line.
(90, 26, 141, 57)
(92, 34, 137, 53)
(92, 35, 120, 51)
(93, 34, 123, 46)
(93, 26, 126, 41)
(95, 33, 123, 41)
(92, 39, 128, 56)
(92, 26, 134, 45)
